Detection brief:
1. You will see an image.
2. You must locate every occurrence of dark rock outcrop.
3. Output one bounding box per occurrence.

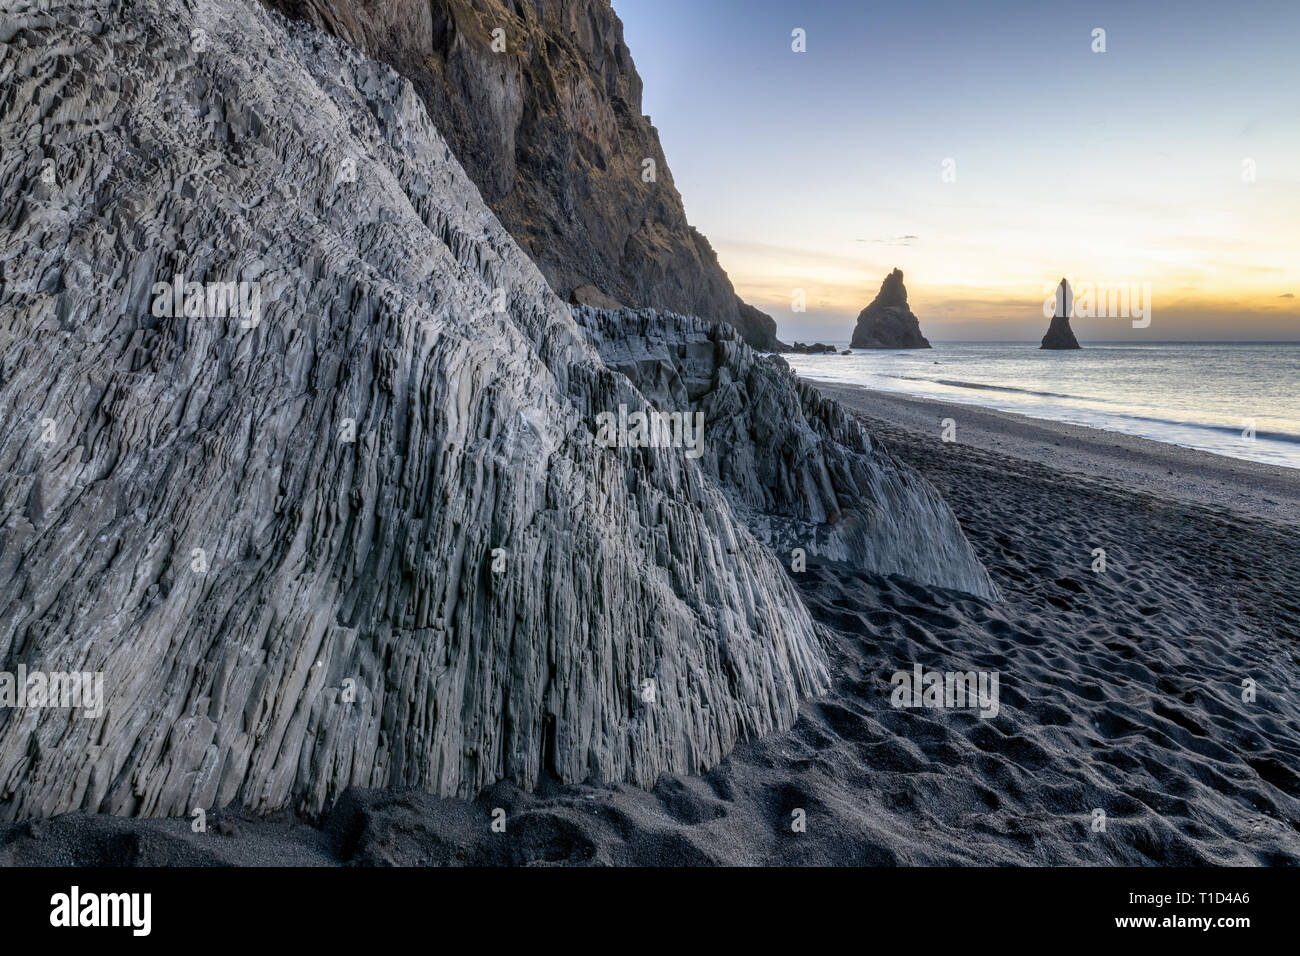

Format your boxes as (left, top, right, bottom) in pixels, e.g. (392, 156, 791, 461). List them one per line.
(850, 269, 931, 349)
(0, 0, 990, 820)
(783, 342, 838, 354)
(1040, 278, 1082, 349)
(260, 0, 784, 351)
(735, 297, 784, 350)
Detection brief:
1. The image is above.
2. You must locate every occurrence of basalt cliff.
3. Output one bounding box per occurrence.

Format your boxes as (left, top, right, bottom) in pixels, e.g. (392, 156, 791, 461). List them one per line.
(0, 0, 990, 820)
(261, 0, 783, 351)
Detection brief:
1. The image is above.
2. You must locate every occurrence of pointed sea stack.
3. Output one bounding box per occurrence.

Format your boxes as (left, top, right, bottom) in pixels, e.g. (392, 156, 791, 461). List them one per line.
(851, 269, 931, 349)
(1040, 278, 1082, 349)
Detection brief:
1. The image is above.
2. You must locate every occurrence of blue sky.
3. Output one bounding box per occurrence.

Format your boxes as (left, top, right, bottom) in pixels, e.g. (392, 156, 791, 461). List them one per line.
(612, 0, 1300, 341)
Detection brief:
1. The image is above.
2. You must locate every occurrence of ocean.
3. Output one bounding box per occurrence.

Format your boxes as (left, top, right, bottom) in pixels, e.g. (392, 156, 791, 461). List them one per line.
(784, 342, 1300, 470)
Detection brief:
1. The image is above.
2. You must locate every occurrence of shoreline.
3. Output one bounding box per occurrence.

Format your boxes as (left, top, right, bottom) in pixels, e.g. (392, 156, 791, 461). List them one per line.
(778, 339, 1300, 474)
(804, 379, 1300, 528)
(3, 378, 1298, 865)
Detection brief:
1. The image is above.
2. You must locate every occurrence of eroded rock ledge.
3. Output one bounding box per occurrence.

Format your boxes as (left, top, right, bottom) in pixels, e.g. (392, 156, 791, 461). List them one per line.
(574, 308, 997, 599)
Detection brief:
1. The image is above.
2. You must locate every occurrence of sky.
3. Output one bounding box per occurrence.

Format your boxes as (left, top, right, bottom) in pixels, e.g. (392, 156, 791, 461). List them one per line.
(611, 0, 1300, 342)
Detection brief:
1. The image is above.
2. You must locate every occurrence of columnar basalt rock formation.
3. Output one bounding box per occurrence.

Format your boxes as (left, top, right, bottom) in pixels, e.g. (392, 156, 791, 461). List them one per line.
(576, 309, 996, 599)
(850, 269, 931, 349)
(1040, 278, 1082, 349)
(0, 0, 991, 821)
(259, 0, 785, 351)
(0, 0, 821, 819)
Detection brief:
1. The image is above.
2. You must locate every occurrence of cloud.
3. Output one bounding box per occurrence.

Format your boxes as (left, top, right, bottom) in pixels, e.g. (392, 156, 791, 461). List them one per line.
(712, 237, 876, 271)
(855, 235, 918, 246)
(1280, 293, 1295, 299)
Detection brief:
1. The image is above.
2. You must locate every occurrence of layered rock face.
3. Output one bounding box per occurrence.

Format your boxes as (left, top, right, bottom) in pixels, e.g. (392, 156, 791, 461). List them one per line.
(0, 0, 826, 819)
(850, 269, 931, 349)
(575, 309, 997, 599)
(1040, 278, 1082, 349)
(261, 0, 784, 350)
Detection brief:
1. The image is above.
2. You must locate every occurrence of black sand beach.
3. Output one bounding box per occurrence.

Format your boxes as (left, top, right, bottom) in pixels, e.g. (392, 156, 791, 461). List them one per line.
(5, 382, 1296, 866)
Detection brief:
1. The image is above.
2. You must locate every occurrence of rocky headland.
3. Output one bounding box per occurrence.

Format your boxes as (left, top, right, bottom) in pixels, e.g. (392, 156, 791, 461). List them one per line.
(259, 0, 784, 350)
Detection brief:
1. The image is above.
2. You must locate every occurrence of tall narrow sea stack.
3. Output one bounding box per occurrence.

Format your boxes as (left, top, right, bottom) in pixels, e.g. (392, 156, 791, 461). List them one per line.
(850, 269, 931, 349)
(1040, 278, 1082, 349)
